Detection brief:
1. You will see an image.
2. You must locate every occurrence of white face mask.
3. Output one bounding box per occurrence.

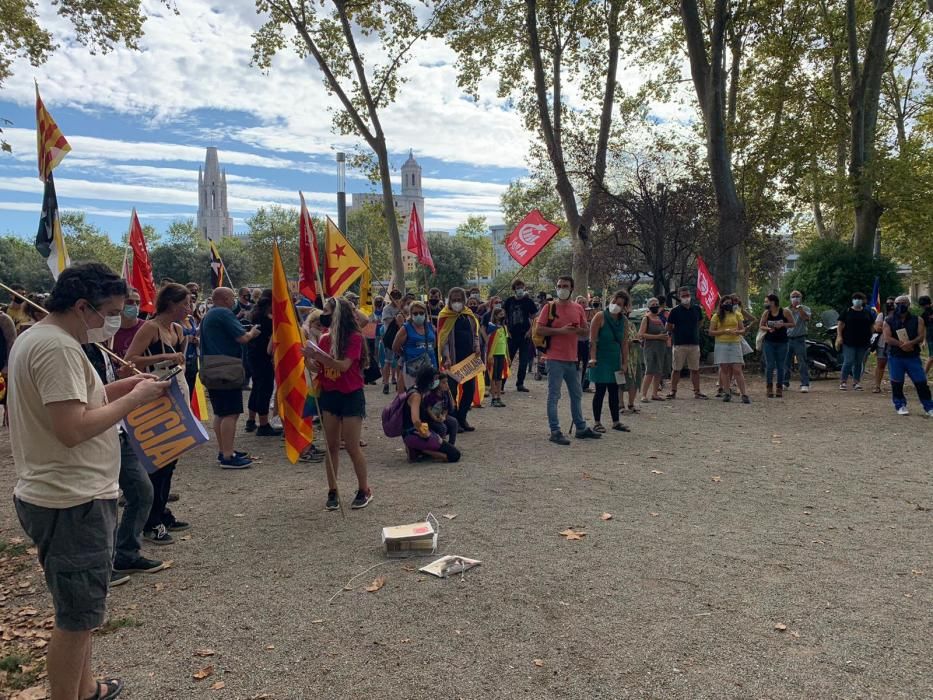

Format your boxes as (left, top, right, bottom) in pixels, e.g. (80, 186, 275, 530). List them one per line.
(515, 288, 526, 297)
(85, 307, 121, 344)
(451, 301, 464, 313)
(556, 288, 571, 301)
(608, 303, 622, 315)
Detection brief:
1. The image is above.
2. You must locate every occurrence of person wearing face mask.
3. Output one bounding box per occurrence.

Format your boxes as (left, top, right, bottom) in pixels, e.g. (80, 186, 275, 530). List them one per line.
(587, 290, 630, 432)
(8, 263, 169, 700)
(871, 297, 896, 393)
(392, 301, 438, 393)
(784, 290, 811, 393)
(427, 288, 444, 324)
(709, 295, 751, 403)
(437, 287, 481, 431)
(882, 295, 933, 417)
(836, 291, 874, 390)
(638, 298, 669, 402)
(402, 366, 461, 462)
(536, 276, 601, 444)
(758, 293, 794, 398)
(484, 306, 510, 407)
(199, 288, 261, 469)
(503, 280, 537, 393)
(112, 287, 144, 359)
(665, 286, 707, 399)
(380, 289, 404, 395)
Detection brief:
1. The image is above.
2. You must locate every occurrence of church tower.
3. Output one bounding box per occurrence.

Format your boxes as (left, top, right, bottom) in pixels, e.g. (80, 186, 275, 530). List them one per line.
(197, 147, 234, 241)
(401, 149, 422, 198)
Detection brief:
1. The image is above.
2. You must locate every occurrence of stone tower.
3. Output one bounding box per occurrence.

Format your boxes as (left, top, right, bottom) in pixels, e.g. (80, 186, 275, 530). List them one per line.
(197, 147, 234, 241)
(401, 149, 422, 199)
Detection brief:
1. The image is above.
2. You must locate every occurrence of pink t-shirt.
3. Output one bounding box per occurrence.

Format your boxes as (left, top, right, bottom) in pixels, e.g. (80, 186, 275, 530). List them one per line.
(537, 301, 586, 362)
(318, 331, 364, 393)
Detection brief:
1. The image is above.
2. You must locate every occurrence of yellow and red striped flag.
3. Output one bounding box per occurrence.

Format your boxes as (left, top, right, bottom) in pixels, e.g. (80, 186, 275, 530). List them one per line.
(324, 217, 365, 297)
(190, 373, 211, 422)
(36, 84, 71, 182)
(272, 242, 314, 463)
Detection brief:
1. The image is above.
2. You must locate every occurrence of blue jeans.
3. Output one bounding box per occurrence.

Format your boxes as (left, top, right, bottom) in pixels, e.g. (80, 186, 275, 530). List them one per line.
(888, 355, 933, 411)
(841, 344, 868, 383)
(546, 360, 587, 434)
(115, 433, 153, 564)
(762, 341, 788, 386)
(785, 337, 809, 386)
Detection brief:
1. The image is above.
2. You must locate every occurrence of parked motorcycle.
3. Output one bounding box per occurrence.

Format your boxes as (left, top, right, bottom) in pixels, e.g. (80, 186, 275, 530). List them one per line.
(805, 321, 841, 378)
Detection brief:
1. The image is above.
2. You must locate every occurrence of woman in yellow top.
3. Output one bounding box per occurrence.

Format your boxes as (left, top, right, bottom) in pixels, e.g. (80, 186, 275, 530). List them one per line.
(709, 295, 751, 404)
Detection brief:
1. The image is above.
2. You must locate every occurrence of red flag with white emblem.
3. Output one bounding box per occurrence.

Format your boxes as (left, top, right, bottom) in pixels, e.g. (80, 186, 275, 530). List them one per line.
(505, 210, 560, 266)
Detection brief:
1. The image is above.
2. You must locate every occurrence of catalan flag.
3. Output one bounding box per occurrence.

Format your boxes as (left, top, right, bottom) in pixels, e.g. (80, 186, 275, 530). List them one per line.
(35, 173, 70, 279)
(36, 84, 71, 182)
(298, 191, 320, 301)
(190, 373, 211, 421)
(272, 242, 314, 463)
(324, 217, 365, 297)
(209, 240, 227, 288)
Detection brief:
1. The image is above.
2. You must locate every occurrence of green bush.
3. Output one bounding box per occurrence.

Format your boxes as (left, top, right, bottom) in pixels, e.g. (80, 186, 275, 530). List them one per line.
(783, 239, 902, 313)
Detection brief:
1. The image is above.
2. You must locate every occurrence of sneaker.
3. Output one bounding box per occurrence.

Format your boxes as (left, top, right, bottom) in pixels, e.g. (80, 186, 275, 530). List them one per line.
(575, 427, 602, 440)
(549, 431, 571, 445)
(715, 387, 723, 397)
(925, 409, 933, 418)
(325, 490, 340, 511)
(165, 520, 190, 532)
(217, 450, 248, 462)
(741, 395, 751, 404)
(853, 383, 863, 391)
(110, 571, 131, 587)
(143, 524, 174, 546)
(219, 455, 253, 469)
(722, 393, 732, 402)
(245, 419, 257, 432)
(167, 492, 180, 503)
(516, 385, 530, 393)
(800, 385, 809, 393)
(694, 393, 708, 399)
(113, 556, 165, 574)
(495, 399, 506, 407)
(300, 447, 325, 463)
(839, 383, 847, 391)
(382, 384, 390, 395)
(351, 488, 373, 509)
(896, 406, 910, 416)
(256, 424, 283, 437)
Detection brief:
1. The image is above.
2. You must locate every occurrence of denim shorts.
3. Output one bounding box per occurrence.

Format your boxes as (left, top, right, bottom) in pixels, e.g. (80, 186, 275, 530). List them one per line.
(15, 497, 117, 631)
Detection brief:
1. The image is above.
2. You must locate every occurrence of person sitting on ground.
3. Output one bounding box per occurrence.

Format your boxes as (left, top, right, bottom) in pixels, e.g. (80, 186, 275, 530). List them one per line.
(403, 365, 462, 463)
(587, 290, 629, 432)
(883, 295, 933, 417)
(392, 300, 437, 393)
(484, 306, 510, 407)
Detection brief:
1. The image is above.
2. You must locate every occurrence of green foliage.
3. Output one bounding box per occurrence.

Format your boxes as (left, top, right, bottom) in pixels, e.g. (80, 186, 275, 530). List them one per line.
(454, 215, 493, 279)
(424, 233, 476, 294)
(345, 201, 394, 282)
(782, 239, 902, 312)
(60, 212, 123, 270)
(245, 205, 298, 285)
(0, 236, 51, 291)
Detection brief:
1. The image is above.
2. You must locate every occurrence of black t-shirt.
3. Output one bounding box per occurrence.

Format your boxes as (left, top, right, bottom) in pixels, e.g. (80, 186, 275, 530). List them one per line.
(452, 315, 474, 361)
(503, 296, 538, 334)
(667, 303, 703, 345)
(839, 307, 874, 347)
(248, 315, 273, 364)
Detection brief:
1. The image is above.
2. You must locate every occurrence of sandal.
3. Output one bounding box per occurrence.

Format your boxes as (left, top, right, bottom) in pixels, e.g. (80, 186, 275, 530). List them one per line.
(665, 392, 676, 400)
(640, 397, 650, 403)
(85, 678, 124, 700)
(628, 405, 640, 414)
(871, 387, 882, 394)
(651, 396, 665, 402)
(611, 423, 631, 432)
(592, 423, 606, 433)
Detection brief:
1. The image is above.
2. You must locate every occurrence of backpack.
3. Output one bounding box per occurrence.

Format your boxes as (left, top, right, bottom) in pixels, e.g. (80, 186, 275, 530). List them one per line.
(382, 314, 400, 349)
(381, 390, 410, 437)
(531, 302, 558, 351)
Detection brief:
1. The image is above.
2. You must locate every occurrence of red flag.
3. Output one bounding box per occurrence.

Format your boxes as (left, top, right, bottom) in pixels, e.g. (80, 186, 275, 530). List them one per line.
(128, 209, 156, 314)
(696, 255, 720, 317)
(406, 203, 435, 273)
(298, 191, 320, 301)
(505, 210, 560, 266)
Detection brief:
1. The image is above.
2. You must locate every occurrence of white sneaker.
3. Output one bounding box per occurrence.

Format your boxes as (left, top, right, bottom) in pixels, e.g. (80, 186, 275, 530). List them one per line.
(925, 409, 933, 418)
(896, 406, 910, 416)
(800, 385, 809, 393)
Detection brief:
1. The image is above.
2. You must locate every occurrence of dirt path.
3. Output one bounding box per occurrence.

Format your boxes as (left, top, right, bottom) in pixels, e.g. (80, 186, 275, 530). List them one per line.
(1, 376, 931, 699)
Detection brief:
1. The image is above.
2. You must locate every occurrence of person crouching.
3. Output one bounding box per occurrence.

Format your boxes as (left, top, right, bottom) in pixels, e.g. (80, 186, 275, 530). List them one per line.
(403, 366, 461, 463)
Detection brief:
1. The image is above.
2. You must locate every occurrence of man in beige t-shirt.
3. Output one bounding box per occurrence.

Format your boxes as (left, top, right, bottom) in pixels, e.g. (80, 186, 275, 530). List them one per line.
(9, 263, 168, 700)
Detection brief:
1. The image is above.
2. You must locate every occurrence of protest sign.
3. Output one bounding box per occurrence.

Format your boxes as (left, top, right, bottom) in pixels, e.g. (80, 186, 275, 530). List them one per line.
(446, 353, 485, 384)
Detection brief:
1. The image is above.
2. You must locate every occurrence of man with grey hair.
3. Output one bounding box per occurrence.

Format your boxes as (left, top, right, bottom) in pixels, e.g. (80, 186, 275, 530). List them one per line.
(882, 294, 933, 417)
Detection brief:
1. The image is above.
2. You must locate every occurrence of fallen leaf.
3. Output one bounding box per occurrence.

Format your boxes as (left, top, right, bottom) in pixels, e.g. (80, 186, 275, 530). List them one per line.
(650, 512, 659, 517)
(790, 630, 800, 639)
(533, 659, 544, 668)
(210, 681, 226, 690)
(194, 649, 216, 657)
(442, 514, 458, 520)
(265, 644, 275, 650)
(651, 469, 664, 475)
(12, 686, 48, 700)
(154, 582, 165, 592)
(161, 560, 174, 570)
(581, 471, 592, 480)
(180, 535, 192, 541)
(233, 514, 245, 518)
(600, 513, 613, 521)
(559, 528, 586, 541)
(774, 623, 787, 632)
(711, 476, 721, 483)
(193, 665, 214, 680)
(365, 576, 387, 593)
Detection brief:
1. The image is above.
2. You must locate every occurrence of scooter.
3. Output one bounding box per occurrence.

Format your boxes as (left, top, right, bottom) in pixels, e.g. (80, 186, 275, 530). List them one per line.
(805, 322, 841, 378)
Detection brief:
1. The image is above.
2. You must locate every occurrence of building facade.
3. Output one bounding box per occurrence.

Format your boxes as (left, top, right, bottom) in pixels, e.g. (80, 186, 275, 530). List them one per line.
(197, 147, 234, 241)
(490, 224, 520, 277)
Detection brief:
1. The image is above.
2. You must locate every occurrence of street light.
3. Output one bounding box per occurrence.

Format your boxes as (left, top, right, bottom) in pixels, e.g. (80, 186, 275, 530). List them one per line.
(336, 151, 347, 233)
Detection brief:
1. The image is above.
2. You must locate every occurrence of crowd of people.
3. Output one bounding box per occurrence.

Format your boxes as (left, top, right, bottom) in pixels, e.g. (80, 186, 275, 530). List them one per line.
(1, 262, 933, 699)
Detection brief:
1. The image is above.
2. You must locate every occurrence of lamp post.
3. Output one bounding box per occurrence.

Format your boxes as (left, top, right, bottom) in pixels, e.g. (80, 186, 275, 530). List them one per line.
(336, 151, 347, 233)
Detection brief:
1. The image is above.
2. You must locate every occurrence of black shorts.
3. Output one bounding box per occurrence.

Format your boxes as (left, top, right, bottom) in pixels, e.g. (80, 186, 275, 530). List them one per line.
(15, 497, 117, 631)
(492, 355, 506, 381)
(208, 388, 244, 417)
(318, 388, 366, 418)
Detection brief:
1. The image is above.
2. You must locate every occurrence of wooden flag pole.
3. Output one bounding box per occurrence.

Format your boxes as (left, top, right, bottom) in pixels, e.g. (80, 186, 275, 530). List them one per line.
(0, 281, 141, 374)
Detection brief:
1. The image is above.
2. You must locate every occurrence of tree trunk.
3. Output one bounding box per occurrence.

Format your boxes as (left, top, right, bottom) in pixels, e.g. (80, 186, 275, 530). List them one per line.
(373, 138, 406, 291)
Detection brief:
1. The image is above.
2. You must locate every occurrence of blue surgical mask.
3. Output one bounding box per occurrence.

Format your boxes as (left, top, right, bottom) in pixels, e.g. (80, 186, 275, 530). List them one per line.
(123, 305, 140, 319)
(852, 299, 863, 308)
(412, 314, 426, 325)
(430, 379, 440, 390)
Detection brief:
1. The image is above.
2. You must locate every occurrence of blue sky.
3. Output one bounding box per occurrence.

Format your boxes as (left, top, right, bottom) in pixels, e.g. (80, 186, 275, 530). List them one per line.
(0, 1, 536, 242)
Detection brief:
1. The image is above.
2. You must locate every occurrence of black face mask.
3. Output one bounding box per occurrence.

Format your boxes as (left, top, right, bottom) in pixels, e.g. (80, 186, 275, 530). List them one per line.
(722, 304, 733, 312)
(320, 313, 333, 328)
(886, 303, 895, 311)
(649, 306, 660, 314)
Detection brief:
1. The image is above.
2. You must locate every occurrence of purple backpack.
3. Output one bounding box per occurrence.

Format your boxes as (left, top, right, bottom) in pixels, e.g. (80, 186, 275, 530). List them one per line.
(381, 391, 409, 437)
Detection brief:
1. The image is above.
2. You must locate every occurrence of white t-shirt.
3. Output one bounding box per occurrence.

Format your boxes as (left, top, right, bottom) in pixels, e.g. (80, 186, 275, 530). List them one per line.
(9, 324, 120, 509)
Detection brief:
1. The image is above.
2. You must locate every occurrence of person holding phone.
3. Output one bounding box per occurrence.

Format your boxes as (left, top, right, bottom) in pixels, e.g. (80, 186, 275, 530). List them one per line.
(709, 295, 751, 403)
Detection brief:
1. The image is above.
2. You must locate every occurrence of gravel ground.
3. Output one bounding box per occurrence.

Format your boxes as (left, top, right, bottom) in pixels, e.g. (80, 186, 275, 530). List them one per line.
(0, 375, 931, 699)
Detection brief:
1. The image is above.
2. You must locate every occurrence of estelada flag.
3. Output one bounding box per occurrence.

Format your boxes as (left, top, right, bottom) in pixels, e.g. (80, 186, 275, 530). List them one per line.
(36, 84, 71, 182)
(298, 191, 320, 301)
(324, 217, 365, 297)
(35, 172, 70, 279)
(271, 242, 314, 463)
(696, 255, 720, 317)
(505, 210, 560, 266)
(406, 203, 435, 273)
(128, 209, 157, 314)
(209, 240, 226, 288)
